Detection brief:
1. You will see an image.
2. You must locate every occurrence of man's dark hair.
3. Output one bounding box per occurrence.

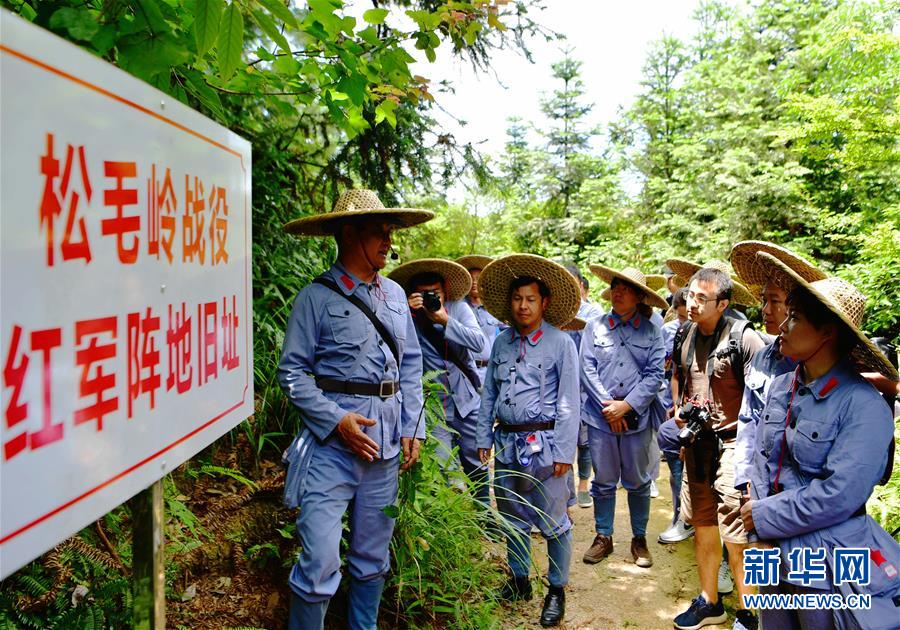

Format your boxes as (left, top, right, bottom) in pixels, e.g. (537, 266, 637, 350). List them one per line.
(691, 268, 733, 302)
(787, 286, 857, 355)
(409, 271, 445, 290)
(672, 287, 688, 309)
(564, 264, 589, 291)
(509, 275, 550, 299)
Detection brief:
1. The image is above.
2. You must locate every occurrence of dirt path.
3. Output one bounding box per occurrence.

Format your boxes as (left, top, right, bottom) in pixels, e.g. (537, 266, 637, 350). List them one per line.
(497, 464, 739, 629)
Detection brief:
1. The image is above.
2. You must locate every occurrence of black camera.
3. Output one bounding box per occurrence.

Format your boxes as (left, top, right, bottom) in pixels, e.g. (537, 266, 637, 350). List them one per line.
(421, 290, 442, 312)
(677, 400, 712, 446)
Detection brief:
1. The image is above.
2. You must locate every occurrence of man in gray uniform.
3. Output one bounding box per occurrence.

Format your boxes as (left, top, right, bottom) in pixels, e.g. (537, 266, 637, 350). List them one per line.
(279, 189, 431, 630)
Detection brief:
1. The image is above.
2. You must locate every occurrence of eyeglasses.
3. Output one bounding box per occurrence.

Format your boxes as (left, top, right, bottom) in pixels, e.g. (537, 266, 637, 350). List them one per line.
(686, 291, 720, 306)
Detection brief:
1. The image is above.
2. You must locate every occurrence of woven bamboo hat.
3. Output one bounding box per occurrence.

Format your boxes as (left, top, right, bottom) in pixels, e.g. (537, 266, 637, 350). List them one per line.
(456, 254, 493, 271)
(645, 274, 667, 291)
(666, 258, 758, 306)
(388, 258, 472, 301)
(730, 241, 826, 289)
(755, 252, 897, 381)
(479, 254, 581, 327)
(284, 189, 434, 236)
(589, 265, 669, 311)
(601, 271, 667, 301)
(561, 316, 586, 332)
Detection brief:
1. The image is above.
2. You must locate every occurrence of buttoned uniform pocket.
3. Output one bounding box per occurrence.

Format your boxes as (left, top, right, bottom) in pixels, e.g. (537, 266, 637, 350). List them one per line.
(790, 416, 837, 473)
(592, 330, 617, 359)
(326, 302, 367, 345)
(626, 338, 652, 367)
(384, 300, 409, 343)
(761, 398, 788, 455)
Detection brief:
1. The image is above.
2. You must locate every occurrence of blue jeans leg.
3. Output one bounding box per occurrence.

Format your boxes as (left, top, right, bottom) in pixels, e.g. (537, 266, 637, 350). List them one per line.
(289, 593, 327, 630)
(547, 529, 573, 587)
(577, 444, 592, 481)
(347, 577, 385, 630)
(507, 527, 532, 579)
(593, 497, 616, 536)
(627, 491, 651, 537)
(665, 453, 683, 521)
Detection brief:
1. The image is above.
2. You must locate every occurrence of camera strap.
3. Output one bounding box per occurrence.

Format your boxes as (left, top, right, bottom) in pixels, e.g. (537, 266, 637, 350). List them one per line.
(313, 277, 400, 365)
(415, 315, 482, 389)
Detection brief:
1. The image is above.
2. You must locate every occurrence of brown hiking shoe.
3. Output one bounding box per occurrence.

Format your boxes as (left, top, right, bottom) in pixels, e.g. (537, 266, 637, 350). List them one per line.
(631, 536, 653, 568)
(582, 534, 613, 564)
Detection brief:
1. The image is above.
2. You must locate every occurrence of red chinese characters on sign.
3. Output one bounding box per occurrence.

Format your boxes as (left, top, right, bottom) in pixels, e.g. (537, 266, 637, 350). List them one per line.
(183, 176, 207, 265)
(2, 325, 65, 461)
(147, 165, 177, 263)
(1, 297, 241, 459)
(166, 303, 192, 394)
(38, 133, 93, 266)
(198, 301, 218, 386)
(221, 295, 240, 372)
(73, 317, 118, 431)
(102, 161, 140, 264)
(127, 308, 161, 419)
(208, 185, 229, 265)
(35, 135, 231, 268)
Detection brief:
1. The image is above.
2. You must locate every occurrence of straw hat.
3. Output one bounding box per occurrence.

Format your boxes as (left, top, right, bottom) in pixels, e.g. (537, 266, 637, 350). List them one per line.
(388, 258, 472, 301)
(561, 316, 586, 332)
(601, 271, 667, 301)
(754, 252, 897, 381)
(284, 189, 434, 236)
(588, 265, 669, 311)
(479, 254, 581, 327)
(666, 258, 758, 306)
(730, 241, 826, 289)
(456, 254, 493, 271)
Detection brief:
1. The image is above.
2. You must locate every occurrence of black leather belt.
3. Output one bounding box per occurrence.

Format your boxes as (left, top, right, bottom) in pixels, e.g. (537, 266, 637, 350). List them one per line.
(475, 359, 489, 368)
(316, 377, 400, 399)
(497, 421, 555, 433)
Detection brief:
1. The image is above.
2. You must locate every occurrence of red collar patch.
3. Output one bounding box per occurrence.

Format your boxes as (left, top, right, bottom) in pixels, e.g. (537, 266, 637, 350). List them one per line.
(818, 376, 839, 398)
(632, 315, 641, 329)
(607, 316, 615, 328)
(340, 274, 355, 290)
(531, 330, 543, 343)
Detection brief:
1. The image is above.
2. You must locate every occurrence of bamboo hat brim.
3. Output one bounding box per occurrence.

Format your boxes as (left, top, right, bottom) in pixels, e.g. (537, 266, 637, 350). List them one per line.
(284, 188, 434, 236)
(561, 316, 586, 332)
(589, 265, 669, 311)
(730, 241, 826, 289)
(601, 272, 667, 301)
(479, 255, 581, 328)
(456, 255, 494, 271)
(645, 274, 667, 291)
(755, 252, 897, 381)
(388, 258, 472, 302)
(666, 258, 758, 306)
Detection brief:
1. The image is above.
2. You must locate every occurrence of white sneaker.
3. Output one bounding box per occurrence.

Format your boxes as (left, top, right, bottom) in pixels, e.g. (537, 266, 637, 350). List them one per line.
(718, 558, 734, 594)
(650, 480, 660, 498)
(657, 520, 694, 544)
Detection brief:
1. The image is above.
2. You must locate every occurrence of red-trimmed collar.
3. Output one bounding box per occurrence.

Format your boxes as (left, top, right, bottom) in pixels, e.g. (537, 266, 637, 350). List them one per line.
(806, 361, 853, 400)
(607, 311, 641, 330)
(330, 263, 380, 296)
(507, 321, 547, 346)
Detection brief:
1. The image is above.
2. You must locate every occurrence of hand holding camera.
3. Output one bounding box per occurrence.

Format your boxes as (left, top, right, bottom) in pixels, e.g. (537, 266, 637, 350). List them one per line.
(677, 397, 714, 447)
(408, 290, 449, 325)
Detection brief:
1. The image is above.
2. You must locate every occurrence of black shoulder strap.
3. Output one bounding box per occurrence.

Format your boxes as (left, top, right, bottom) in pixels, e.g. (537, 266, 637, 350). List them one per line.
(673, 321, 693, 403)
(724, 318, 753, 389)
(415, 316, 481, 389)
(313, 277, 400, 365)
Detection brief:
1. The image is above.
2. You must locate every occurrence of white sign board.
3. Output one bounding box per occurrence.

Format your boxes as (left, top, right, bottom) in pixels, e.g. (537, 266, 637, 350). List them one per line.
(0, 10, 254, 579)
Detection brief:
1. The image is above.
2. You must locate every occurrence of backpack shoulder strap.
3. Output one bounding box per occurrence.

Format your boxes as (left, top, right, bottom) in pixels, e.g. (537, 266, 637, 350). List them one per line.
(672, 321, 694, 404)
(313, 277, 400, 365)
(725, 318, 753, 389)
